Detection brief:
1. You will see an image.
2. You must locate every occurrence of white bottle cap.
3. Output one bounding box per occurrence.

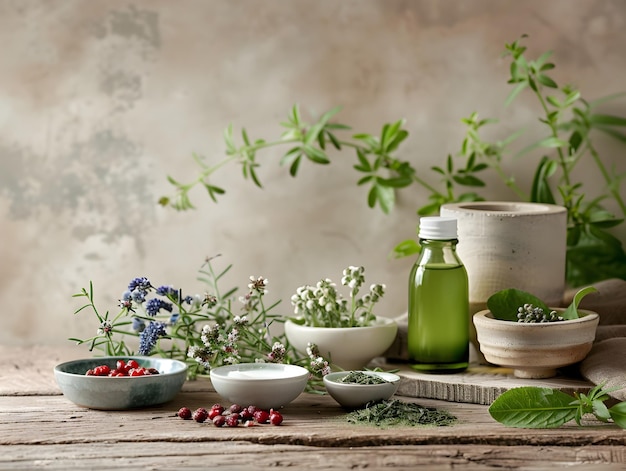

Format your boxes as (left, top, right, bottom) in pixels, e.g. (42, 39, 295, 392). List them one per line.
(418, 217, 458, 240)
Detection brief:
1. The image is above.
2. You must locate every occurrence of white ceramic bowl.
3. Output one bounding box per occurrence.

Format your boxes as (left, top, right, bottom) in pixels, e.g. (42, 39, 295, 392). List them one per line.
(284, 317, 398, 370)
(323, 371, 400, 409)
(209, 363, 309, 409)
(473, 308, 599, 378)
(54, 356, 188, 410)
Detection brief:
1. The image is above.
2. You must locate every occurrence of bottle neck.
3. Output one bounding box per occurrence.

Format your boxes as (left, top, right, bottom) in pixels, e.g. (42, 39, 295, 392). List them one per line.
(417, 238, 462, 266)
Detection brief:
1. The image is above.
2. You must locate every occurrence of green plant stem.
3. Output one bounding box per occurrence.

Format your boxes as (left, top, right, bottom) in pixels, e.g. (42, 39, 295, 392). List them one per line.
(181, 154, 239, 192)
(588, 143, 626, 216)
(534, 89, 572, 188)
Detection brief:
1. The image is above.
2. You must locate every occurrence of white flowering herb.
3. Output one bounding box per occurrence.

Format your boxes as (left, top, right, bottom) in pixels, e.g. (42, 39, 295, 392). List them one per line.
(70, 255, 331, 390)
(290, 265, 386, 328)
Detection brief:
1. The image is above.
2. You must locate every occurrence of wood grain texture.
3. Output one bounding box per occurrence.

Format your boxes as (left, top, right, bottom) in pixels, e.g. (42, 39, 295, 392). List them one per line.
(2, 346, 626, 469)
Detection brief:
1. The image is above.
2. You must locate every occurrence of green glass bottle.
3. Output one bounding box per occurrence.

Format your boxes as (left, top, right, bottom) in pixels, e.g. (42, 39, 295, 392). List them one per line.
(408, 217, 469, 373)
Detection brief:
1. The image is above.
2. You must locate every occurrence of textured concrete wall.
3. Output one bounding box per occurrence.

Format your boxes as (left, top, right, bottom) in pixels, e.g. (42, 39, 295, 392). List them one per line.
(1, 0, 625, 346)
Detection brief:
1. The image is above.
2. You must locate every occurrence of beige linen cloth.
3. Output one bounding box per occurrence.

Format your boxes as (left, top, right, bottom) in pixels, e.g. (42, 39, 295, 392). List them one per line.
(564, 278, 626, 401)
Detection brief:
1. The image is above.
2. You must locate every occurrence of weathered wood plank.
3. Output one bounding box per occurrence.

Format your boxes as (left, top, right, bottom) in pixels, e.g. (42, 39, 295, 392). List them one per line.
(391, 362, 593, 405)
(2, 345, 626, 468)
(1, 442, 625, 470)
(1, 390, 623, 449)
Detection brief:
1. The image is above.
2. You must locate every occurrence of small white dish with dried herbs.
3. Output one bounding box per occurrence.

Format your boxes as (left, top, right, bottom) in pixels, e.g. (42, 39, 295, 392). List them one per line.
(323, 370, 400, 409)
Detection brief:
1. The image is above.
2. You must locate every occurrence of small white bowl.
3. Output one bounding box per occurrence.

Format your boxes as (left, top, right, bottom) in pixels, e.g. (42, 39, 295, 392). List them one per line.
(54, 356, 188, 410)
(209, 363, 309, 409)
(284, 316, 398, 370)
(323, 371, 400, 409)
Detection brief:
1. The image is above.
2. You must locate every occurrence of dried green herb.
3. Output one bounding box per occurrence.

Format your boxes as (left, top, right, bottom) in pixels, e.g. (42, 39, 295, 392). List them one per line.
(345, 399, 457, 427)
(338, 371, 389, 385)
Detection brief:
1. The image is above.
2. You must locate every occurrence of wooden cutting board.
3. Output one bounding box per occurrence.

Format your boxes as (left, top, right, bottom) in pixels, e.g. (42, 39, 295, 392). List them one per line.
(386, 361, 592, 405)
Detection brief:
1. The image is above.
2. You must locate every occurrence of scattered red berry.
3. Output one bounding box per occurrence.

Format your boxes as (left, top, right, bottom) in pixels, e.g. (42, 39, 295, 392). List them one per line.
(177, 407, 192, 420)
(254, 410, 270, 424)
(192, 408, 209, 423)
(269, 409, 283, 426)
(208, 408, 222, 420)
(212, 415, 226, 427)
(239, 407, 253, 422)
(225, 414, 239, 427)
(177, 403, 284, 427)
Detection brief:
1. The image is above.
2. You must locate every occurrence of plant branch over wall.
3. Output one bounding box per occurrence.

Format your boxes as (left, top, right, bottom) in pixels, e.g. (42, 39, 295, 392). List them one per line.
(160, 36, 626, 288)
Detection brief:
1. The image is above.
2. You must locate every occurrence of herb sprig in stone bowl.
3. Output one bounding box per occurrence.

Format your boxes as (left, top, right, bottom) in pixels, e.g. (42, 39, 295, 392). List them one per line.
(474, 286, 600, 379)
(486, 286, 598, 322)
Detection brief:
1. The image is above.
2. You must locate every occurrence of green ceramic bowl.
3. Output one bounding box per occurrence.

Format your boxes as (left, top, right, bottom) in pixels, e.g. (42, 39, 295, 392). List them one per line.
(54, 356, 187, 410)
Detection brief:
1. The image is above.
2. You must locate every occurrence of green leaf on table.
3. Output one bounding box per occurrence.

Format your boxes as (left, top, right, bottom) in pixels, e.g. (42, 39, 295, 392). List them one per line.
(609, 402, 626, 429)
(487, 288, 550, 321)
(489, 387, 577, 428)
(592, 399, 611, 422)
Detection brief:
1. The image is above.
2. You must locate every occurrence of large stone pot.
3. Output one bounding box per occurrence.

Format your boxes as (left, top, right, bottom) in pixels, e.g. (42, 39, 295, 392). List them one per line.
(440, 201, 567, 364)
(440, 201, 567, 313)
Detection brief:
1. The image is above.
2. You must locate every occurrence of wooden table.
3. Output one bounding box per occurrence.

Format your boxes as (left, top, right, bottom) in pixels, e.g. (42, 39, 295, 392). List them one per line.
(2, 346, 625, 469)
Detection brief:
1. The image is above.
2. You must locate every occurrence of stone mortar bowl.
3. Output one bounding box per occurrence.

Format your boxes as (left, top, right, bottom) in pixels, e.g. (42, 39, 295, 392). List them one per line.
(473, 308, 599, 379)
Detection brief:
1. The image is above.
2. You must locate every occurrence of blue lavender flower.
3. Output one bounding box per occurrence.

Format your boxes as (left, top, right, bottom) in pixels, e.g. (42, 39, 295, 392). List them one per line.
(145, 298, 173, 316)
(128, 277, 151, 292)
(132, 317, 146, 332)
(156, 285, 177, 297)
(138, 321, 167, 355)
(169, 312, 180, 324)
(131, 289, 147, 303)
(183, 295, 193, 304)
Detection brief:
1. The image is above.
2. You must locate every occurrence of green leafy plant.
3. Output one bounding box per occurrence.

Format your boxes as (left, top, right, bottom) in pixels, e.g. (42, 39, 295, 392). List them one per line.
(69, 255, 331, 387)
(158, 106, 412, 215)
(160, 36, 626, 287)
(489, 384, 626, 429)
(288, 265, 386, 328)
(487, 286, 597, 322)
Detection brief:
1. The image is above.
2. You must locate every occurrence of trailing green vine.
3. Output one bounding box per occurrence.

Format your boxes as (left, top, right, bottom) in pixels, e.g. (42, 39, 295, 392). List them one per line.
(160, 36, 626, 287)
